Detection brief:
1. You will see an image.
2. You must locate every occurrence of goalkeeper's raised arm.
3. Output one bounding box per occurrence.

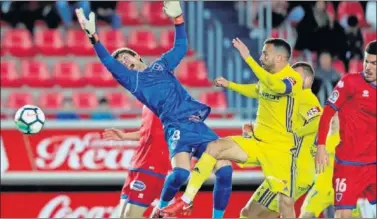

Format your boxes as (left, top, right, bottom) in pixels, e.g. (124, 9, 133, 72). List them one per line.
(232, 37, 302, 95)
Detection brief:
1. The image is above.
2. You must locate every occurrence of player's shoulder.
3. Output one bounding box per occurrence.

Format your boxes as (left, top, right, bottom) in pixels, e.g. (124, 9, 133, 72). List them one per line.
(147, 59, 170, 73)
(340, 72, 364, 83)
(281, 66, 304, 85)
(300, 89, 321, 106)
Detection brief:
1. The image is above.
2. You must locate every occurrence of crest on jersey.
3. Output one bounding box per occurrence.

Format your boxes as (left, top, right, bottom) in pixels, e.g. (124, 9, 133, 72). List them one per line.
(336, 192, 343, 201)
(362, 90, 369, 97)
(328, 90, 340, 103)
(130, 180, 146, 191)
(151, 63, 164, 71)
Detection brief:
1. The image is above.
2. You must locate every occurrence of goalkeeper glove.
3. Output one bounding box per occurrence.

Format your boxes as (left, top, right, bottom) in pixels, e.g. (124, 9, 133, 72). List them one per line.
(75, 8, 98, 44)
(163, 1, 184, 24)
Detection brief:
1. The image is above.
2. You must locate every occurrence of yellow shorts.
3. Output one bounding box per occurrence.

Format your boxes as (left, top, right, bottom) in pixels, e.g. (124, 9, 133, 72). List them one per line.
(250, 165, 315, 213)
(230, 135, 295, 198)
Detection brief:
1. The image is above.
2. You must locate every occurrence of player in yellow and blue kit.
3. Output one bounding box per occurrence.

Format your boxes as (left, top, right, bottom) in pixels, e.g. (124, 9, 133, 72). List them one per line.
(239, 62, 322, 218)
(162, 38, 304, 218)
(75, 2, 233, 218)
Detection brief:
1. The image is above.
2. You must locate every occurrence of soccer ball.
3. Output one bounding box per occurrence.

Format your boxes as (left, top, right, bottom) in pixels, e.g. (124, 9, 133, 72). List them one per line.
(14, 105, 46, 134)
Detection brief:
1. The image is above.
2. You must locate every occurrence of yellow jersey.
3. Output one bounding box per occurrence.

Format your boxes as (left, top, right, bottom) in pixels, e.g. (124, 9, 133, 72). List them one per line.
(253, 65, 303, 146)
(296, 89, 323, 173)
(326, 131, 340, 155)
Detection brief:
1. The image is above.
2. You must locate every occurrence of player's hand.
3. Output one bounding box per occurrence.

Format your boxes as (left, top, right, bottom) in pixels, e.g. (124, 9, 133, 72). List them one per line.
(75, 8, 97, 43)
(232, 37, 251, 60)
(102, 128, 126, 141)
(315, 145, 329, 174)
(163, 0, 182, 18)
(214, 76, 229, 88)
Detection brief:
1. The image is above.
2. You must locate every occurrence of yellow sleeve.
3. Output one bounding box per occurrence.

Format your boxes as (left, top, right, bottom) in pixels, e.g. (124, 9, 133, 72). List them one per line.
(295, 93, 322, 137)
(245, 56, 288, 94)
(228, 82, 259, 98)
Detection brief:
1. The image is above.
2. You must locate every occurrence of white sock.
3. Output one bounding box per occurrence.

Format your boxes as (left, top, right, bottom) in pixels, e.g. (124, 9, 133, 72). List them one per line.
(181, 195, 192, 204)
(357, 199, 376, 218)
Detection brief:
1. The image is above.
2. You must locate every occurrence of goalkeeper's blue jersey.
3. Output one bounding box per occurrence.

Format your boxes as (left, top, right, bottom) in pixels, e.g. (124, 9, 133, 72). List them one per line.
(93, 23, 211, 126)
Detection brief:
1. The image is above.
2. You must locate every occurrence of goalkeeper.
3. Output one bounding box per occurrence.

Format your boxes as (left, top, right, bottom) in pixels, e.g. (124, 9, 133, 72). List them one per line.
(75, 1, 233, 218)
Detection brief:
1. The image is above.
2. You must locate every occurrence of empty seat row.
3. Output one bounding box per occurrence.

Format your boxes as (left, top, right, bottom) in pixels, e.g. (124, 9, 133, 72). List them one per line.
(4, 90, 230, 117)
(1, 29, 195, 57)
(1, 59, 212, 88)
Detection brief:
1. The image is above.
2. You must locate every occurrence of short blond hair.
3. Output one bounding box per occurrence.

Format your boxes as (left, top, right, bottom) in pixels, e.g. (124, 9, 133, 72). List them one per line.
(111, 47, 143, 62)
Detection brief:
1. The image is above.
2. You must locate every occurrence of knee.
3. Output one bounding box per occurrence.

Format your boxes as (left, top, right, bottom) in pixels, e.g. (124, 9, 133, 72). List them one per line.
(335, 209, 353, 218)
(240, 207, 249, 218)
(206, 139, 224, 158)
(168, 167, 190, 187)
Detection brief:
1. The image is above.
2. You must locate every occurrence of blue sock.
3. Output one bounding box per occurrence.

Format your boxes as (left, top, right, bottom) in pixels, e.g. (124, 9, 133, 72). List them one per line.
(158, 167, 190, 209)
(213, 165, 233, 218)
(323, 205, 335, 218)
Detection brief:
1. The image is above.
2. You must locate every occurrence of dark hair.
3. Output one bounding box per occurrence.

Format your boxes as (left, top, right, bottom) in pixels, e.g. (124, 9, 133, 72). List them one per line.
(112, 48, 143, 63)
(347, 15, 359, 27)
(291, 61, 315, 78)
(365, 40, 377, 55)
(264, 38, 292, 59)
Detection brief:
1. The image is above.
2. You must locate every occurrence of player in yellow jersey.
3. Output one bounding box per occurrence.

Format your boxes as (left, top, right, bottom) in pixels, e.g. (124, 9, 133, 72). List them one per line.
(239, 62, 322, 218)
(162, 38, 303, 218)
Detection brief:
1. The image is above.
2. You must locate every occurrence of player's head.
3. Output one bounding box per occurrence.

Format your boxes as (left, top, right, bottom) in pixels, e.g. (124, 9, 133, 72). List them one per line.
(364, 40, 376, 83)
(260, 38, 291, 73)
(330, 112, 340, 133)
(292, 62, 315, 89)
(112, 48, 147, 71)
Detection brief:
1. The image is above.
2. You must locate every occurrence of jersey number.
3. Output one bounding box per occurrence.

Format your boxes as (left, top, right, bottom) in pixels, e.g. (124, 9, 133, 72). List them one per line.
(172, 130, 181, 141)
(335, 178, 347, 192)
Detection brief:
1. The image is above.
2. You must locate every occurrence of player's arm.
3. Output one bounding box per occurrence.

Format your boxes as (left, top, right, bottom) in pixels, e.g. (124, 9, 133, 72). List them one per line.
(233, 38, 298, 95)
(214, 76, 259, 98)
(160, 1, 188, 71)
(228, 82, 259, 98)
(103, 128, 141, 141)
(317, 75, 354, 146)
(120, 131, 141, 141)
(295, 94, 322, 137)
(75, 8, 138, 91)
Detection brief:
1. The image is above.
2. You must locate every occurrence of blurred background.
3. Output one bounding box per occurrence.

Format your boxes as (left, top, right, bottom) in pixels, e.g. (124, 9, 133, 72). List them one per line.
(0, 1, 376, 218)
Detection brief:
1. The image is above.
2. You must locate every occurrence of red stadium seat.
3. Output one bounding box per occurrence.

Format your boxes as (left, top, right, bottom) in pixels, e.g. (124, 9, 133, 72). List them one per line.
(1, 60, 21, 87)
(35, 29, 66, 56)
(159, 30, 194, 56)
(199, 91, 233, 118)
(326, 2, 336, 20)
(116, 2, 141, 25)
(349, 59, 364, 73)
(337, 2, 368, 27)
(21, 60, 53, 87)
(99, 30, 126, 54)
(3, 29, 35, 57)
(177, 60, 212, 87)
(72, 92, 98, 109)
(142, 2, 171, 26)
(39, 92, 64, 109)
(84, 62, 118, 87)
(127, 30, 159, 55)
(53, 62, 85, 87)
(362, 30, 377, 49)
(105, 92, 132, 109)
(7, 92, 34, 109)
(67, 29, 95, 56)
(0, 39, 7, 56)
(270, 29, 288, 39)
(333, 60, 346, 76)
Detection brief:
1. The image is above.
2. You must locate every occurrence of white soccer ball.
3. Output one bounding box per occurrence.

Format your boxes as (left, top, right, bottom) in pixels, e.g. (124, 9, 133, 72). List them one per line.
(14, 105, 46, 134)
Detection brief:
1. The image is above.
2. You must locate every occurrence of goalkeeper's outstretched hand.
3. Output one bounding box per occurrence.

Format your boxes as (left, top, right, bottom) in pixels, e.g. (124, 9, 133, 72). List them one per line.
(75, 8, 98, 44)
(163, 0, 183, 18)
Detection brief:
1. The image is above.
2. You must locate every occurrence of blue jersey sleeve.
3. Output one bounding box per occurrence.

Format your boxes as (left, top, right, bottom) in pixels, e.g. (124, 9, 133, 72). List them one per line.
(93, 42, 138, 92)
(160, 23, 188, 71)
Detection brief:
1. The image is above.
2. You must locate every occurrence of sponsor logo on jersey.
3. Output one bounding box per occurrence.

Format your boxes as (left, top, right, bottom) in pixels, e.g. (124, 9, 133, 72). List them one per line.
(328, 90, 340, 103)
(362, 90, 369, 97)
(260, 92, 281, 101)
(130, 180, 146, 191)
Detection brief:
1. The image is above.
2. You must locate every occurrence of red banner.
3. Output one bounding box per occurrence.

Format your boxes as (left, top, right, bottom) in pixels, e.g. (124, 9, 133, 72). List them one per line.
(0, 192, 307, 218)
(0, 129, 262, 184)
